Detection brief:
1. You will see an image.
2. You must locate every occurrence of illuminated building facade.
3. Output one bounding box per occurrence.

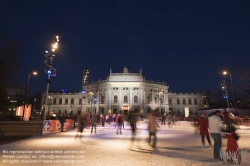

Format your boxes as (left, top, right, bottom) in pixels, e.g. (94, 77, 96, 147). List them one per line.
(37, 67, 205, 117)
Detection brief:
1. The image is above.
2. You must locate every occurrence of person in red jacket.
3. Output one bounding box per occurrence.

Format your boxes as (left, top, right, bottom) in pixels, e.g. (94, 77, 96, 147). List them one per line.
(197, 114, 212, 147)
(224, 125, 240, 163)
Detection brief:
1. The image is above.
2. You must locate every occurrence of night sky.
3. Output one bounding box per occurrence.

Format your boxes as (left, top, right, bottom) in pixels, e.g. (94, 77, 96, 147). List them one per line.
(1, 0, 250, 97)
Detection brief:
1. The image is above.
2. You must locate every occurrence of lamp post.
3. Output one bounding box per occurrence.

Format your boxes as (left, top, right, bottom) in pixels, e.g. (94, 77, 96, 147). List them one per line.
(223, 71, 237, 114)
(89, 92, 93, 114)
(80, 89, 85, 115)
(23, 69, 37, 120)
(47, 96, 53, 119)
(220, 80, 229, 108)
(43, 35, 59, 121)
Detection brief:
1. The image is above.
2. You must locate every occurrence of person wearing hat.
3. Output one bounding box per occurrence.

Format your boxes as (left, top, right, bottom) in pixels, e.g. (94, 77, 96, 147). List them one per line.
(208, 110, 226, 160)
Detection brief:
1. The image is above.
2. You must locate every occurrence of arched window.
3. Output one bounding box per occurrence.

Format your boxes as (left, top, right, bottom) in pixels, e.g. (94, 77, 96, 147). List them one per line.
(79, 99, 82, 104)
(183, 99, 186, 105)
(189, 99, 192, 105)
(101, 96, 105, 103)
(134, 96, 138, 103)
(65, 98, 68, 105)
(194, 99, 198, 105)
(59, 98, 62, 105)
(177, 99, 180, 105)
(124, 96, 128, 103)
(168, 99, 172, 105)
(53, 98, 56, 104)
(114, 95, 117, 103)
(71, 98, 74, 104)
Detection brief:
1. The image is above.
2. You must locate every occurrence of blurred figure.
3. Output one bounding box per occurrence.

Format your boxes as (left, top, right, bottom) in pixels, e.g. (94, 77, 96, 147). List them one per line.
(105, 114, 110, 124)
(86, 113, 90, 129)
(58, 113, 66, 132)
(121, 113, 126, 129)
(161, 113, 166, 126)
(148, 111, 160, 148)
(223, 125, 240, 163)
(90, 113, 98, 134)
(73, 114, 78, 128)
(222, 110, 231, 127)
(112, 113, 117, 126)
(167, 114, 172, 128)
(117, 113, 123, 135)
(128, 111, 137, 133)
(208, 110, 226, 160)
(197, 114, 212, 147)
(75, 112, 87, 138)
(101, 114, 105, 126)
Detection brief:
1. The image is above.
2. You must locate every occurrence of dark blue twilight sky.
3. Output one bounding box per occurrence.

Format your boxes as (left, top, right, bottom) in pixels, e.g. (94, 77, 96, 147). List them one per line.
(1, 0, 250, 97)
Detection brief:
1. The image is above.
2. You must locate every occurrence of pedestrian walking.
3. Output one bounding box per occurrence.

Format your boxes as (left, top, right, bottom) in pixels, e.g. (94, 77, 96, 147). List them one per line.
(197, 114, 212, 148)
(90, 113, 98, 134)
(167, 114, 172, 128)
(73, 114, 78, 128)
(161, 113, 166, 126)
(58, 113, 66, 132)
(75, 112, 87, 138)
(148, 111, 160, 148)
(208, 110, 226, 160)
(86, 113, 90, 129)
(117, 113, 123, 135)
(127, 111, 137, 133)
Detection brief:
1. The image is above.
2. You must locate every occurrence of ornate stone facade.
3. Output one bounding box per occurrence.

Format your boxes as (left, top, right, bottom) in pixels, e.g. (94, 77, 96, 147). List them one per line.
(39, 67, 205, 117)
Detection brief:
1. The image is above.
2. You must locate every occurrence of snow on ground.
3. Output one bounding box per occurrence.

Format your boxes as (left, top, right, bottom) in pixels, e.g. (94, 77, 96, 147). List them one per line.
(0, 121, 249, 166)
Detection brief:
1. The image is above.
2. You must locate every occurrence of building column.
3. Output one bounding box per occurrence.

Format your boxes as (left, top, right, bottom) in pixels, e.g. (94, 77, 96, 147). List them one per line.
(140, 87, 143, 113)
(97, 87, 100, 113)
(130, 87, 133, 110)
(119, 87, 122, 111)
(108, 87, 112, 113)
(105, 88, 108, 114)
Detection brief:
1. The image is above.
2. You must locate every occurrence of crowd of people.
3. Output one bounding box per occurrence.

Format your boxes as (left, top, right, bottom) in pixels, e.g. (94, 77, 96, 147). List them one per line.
(57, 109, 241, 163)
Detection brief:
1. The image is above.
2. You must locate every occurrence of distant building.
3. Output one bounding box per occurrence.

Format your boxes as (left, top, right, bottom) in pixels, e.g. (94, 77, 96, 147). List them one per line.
(33, 67, 206, 119)
(5, 84, 26, 114)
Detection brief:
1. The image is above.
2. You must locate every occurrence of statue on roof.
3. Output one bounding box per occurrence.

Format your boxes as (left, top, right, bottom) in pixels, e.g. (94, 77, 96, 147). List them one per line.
(123, 67, 128, 73)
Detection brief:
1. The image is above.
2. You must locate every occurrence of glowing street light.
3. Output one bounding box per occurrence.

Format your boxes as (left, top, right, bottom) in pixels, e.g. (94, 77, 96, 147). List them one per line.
(23, 69, 38, 120)
(222, 70, 237, 113)
(43, 35, 59, 121)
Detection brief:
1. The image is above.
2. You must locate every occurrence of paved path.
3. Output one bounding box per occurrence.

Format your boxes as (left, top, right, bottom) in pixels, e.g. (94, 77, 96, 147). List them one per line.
(0, 121, 250, 166)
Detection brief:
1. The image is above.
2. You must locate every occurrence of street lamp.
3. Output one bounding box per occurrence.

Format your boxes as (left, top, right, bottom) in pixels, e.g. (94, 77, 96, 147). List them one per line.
(47, 96, 53, 119)
(43, 35, 59, 121)
(23, 69, 38, 120)
(223, 70, 238, 114)
(80, 89, 85, 115)
(220, 80, 229, 108)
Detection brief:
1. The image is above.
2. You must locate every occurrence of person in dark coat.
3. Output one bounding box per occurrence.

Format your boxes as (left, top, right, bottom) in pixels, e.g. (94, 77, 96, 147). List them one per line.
(197, 114, 212, 147)
(127, 111, 137, 133)
(75, 112, 87, 138)
(58, 113, 66, 132)
(90, 113, 98, 134)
